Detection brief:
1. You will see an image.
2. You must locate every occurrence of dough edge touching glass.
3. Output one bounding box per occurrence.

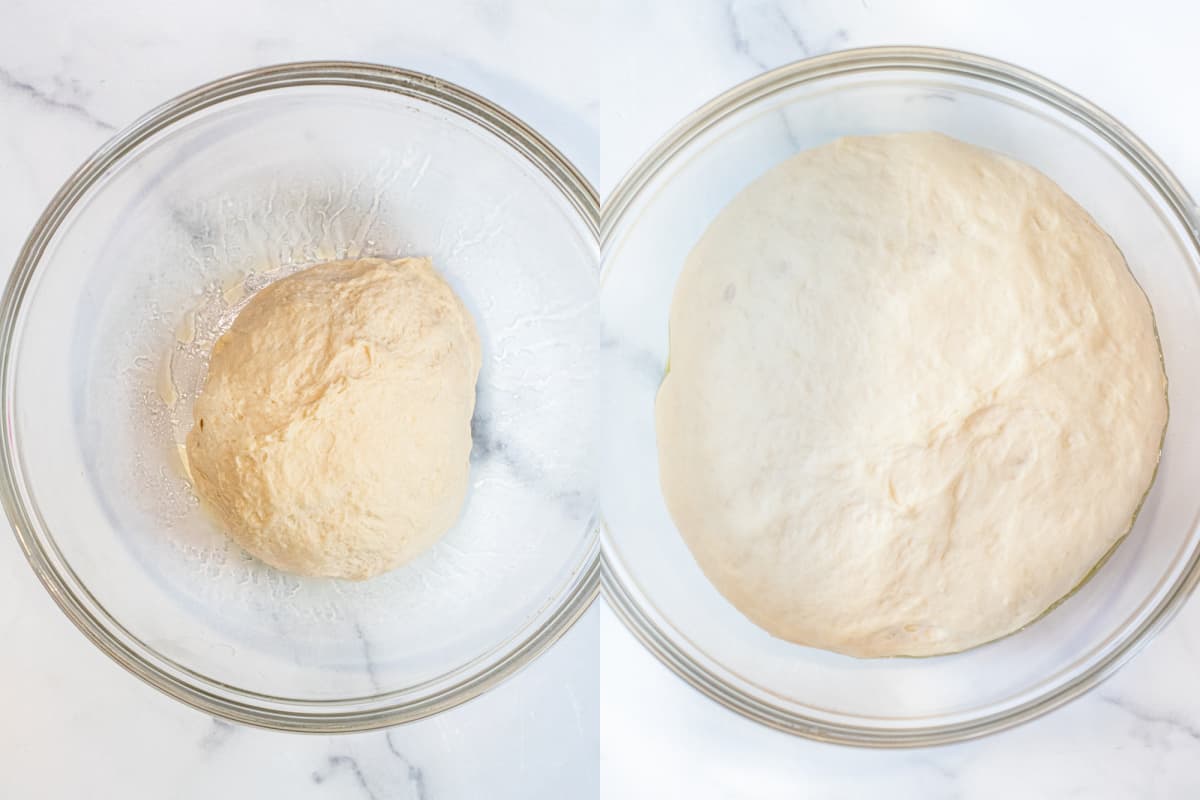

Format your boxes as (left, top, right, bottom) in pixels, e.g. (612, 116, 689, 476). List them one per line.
(655, 132, 1169, 658)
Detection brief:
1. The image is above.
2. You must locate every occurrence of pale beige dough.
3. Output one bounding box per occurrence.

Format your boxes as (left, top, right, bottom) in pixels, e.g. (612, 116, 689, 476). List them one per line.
(657, 133, 1167, 657)
(187, 257, 481, 580)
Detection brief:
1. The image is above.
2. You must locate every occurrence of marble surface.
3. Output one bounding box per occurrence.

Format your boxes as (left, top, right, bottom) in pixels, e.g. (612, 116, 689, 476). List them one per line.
(4, 0, 1200, 798)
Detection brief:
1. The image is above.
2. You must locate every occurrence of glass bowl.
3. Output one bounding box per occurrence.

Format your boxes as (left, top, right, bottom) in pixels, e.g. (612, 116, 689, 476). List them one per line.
(599, 47, 1200, 746)
(2, 62, 600, 731)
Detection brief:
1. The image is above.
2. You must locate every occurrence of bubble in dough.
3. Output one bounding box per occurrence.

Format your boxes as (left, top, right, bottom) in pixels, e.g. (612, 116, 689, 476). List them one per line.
(186, 257, 481, 581)
(656, 133, 1167, 657)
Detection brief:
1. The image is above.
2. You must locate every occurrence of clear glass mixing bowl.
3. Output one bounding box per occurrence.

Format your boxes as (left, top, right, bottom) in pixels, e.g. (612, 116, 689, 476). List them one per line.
(599, 47, 1200, 746)
(2, 62, 600, 731)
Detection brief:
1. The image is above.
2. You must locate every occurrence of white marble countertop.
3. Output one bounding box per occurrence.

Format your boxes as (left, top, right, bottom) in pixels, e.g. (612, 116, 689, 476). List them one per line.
(4, 1, 1200, 798)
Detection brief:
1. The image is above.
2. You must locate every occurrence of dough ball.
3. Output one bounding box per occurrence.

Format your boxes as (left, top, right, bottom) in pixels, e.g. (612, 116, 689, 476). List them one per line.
(657, 133, 1167, 657)
(186, 257, 481, 580)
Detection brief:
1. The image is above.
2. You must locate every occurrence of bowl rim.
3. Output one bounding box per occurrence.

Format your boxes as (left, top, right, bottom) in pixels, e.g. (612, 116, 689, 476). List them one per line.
(599, 44, 1200, 747)
(1, 60, 601, 733)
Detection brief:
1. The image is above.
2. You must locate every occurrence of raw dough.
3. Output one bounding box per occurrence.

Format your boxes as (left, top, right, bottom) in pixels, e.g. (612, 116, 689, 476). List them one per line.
(656, 133, 1167, 657)
(187, 257, 481, 580)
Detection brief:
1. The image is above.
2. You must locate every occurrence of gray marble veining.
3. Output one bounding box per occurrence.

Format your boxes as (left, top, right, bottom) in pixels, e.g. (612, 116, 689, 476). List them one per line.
(0, 65, 115, 131)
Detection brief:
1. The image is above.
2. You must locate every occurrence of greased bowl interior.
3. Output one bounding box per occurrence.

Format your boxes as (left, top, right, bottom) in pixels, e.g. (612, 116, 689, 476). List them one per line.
(3, 63, 600, 731)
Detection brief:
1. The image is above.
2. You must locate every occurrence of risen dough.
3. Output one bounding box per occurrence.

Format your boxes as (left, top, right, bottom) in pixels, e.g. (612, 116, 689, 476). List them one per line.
(657, 133, 1167, 657)
(187, 257, 481, 580)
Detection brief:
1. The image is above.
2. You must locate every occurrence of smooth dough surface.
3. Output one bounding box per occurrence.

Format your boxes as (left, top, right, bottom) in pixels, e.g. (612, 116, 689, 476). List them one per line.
(187, 257, 481, 580)
(656, 133, 1167, 657)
